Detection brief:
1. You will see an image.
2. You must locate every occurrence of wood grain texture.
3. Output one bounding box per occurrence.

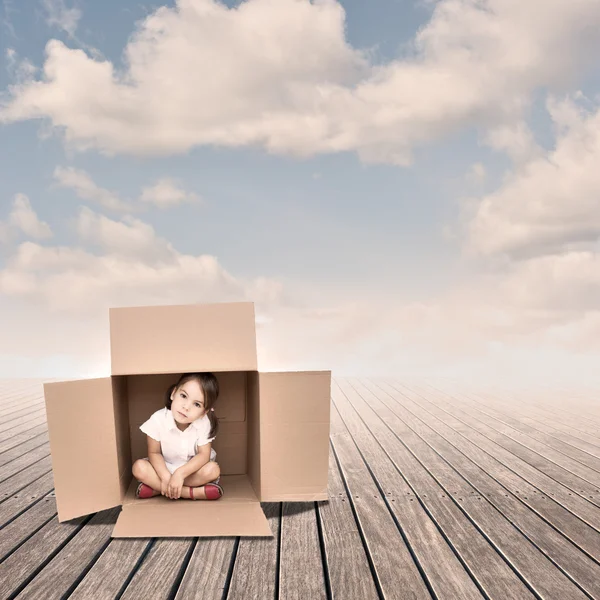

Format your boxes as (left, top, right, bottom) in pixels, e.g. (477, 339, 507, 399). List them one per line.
(356, 379, 596, 599)
(0, 494, 56, 560)
(279, 502, 328, 600)
(69, 538, 151, 600)
(174, 537, 237, 599)
(329, 393, 432, 600)
(227, 502, 281, 599)
(10, 507, 119, 600)
(317, 445, 380, 600)
(120, 539, 195, 600)
(0, 471, 55, 527)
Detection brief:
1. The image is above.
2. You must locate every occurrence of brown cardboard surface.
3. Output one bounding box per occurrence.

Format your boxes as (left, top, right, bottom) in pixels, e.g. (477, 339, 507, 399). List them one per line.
(112, 376, 132, 500)
(113, 476, 272, 537)
(257, 371, 331, 501)
(110, 302, 258, 375)
(44, 378, 122, 521)
(246, 371, 261, 498)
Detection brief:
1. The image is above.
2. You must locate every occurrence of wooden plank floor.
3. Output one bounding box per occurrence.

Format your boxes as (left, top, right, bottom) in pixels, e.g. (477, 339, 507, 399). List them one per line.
(1, 376, 599, 599)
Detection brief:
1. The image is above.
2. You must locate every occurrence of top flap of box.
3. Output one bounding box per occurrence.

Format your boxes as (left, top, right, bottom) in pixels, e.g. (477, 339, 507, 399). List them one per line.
(113, 476, 272, 537)
(110, 302, 257, 375)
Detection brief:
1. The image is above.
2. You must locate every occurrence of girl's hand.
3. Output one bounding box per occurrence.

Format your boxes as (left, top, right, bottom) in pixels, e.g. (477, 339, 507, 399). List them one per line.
(167, 471, 184, 499)
(160, 475, 171, 497)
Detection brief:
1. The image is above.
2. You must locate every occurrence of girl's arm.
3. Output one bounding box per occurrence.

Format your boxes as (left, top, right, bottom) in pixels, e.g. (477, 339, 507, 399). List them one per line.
(175, 443, 211, 479)
(146, 436, 171, 482)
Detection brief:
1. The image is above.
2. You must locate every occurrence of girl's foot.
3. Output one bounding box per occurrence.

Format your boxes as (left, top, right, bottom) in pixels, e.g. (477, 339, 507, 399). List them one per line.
(136, 482, 160, 499)
(189, 483, 223, 500)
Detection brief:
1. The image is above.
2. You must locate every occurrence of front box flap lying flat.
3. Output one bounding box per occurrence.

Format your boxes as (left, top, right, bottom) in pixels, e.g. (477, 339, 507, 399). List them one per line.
(258, 371, 331, 502)
(44, 378, 122, 521)
(110, 302, 258, 375)
(112, 475, 272, 537)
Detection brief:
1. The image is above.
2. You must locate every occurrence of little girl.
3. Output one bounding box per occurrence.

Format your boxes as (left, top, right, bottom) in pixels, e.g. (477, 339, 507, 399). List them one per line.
(132, 372, 224, 501)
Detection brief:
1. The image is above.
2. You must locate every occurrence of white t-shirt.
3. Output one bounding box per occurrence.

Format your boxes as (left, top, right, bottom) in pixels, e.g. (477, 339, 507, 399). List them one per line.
(140, 407, 217, 473)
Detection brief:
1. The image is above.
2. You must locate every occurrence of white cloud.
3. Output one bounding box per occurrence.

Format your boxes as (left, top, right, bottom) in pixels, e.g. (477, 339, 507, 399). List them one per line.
(2, 0, 600, 164)
(483, 120, 543, 165)
(464, 95, 600, 260)
(73, 206, 176, 262)
(0, 208, 285, 315)
(139, 178, 200, 208)
(41, 0, 81, 37)
(53, 166, 132, 212)
(53, 167, 201, 212)
(0, 194, 53, 244)
(465, 162, 486, 187)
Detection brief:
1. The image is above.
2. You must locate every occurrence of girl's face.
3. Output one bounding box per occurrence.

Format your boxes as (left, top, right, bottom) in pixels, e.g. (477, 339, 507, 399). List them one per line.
(170, 380, 206, 426)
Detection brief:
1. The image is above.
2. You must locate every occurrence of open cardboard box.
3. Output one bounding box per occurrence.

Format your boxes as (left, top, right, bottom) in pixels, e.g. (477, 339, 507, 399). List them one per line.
(43, 302, 331, 538)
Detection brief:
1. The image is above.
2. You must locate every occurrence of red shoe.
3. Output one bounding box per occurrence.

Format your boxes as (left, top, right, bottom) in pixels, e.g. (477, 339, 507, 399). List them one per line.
(136, 482, 157, 499)
(204, 483, 224, 500)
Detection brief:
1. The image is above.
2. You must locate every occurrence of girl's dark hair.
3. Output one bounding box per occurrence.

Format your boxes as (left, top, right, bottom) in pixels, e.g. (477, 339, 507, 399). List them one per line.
(165, 372, 219, 440)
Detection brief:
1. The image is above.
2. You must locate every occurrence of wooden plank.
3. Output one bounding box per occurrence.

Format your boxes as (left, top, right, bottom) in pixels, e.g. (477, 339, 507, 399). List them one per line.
(0, 433, 49, 468)
(174, 537, 237, 599)
(316, 446, 380, 600)
(0, 403, 46, 425)
(10, 508, 118, 599)
(438, 384, 600, 464)
(120, 539, 195, 600)
(421, 383, 600, 484)
(0, 455, 53, 500)
(0, 424, 48, 454)
(1, 416, 47, 440)
(408, 384, 600, 504)
(328, 392, 433, 599)
(7, 508, 119, 599)
(0, 443, 50, 483)
(227, 502, 282, 599)
(468, 386, 600, 442)
(389, 381, 600, 532)
(0, 493, 57, 560)
(483, 386, 600, 429)
(0, 384, 43, 406)
(279, 502, 328, 600)
(343, 378, 592, 599)
(69, 538, 152, 600)
(0, 471, 55, 527)
(0, 398, 45, 420)
(0, 408, 47, 435)
(334, 381, 535, 600)
(0, 512, 89, 599)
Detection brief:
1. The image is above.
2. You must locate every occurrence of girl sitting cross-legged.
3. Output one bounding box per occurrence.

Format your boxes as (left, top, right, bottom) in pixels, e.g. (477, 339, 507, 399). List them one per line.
(132, 372, 224, 501)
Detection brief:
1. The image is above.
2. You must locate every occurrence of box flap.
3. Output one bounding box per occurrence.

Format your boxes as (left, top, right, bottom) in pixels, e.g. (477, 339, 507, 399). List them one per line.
(110, 302, 257, 375)
(112, 476, 272, 537)
(44, 378, 122, 521)
(257, 371, 331, 502)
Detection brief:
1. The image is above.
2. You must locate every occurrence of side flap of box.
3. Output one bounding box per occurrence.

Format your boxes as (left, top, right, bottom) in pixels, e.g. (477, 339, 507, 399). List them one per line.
(257, 371, 331, 502)
(110, 302, 258, 375)
(44, 377, 122, 521)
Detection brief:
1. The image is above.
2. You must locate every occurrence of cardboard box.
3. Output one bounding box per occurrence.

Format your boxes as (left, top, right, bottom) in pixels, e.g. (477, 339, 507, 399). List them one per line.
(43, 302, 331, 538)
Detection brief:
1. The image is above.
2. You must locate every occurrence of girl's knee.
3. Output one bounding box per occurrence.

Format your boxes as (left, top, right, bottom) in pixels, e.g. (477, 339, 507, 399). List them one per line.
(132, 459, 149, 478)
(208, 461, 220, 479)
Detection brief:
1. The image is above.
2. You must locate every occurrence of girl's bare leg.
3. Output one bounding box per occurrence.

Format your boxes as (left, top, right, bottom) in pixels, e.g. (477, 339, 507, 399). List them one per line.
(132, 459, 163, 496)
(132, 459, 210, 499)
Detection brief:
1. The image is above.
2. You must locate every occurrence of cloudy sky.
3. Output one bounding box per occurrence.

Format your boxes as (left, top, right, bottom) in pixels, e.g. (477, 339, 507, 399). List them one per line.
(1, 0, 600, 386)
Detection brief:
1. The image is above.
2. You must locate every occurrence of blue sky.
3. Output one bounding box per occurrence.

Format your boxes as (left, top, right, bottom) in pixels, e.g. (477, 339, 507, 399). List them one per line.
(1, 0, 600, 385)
